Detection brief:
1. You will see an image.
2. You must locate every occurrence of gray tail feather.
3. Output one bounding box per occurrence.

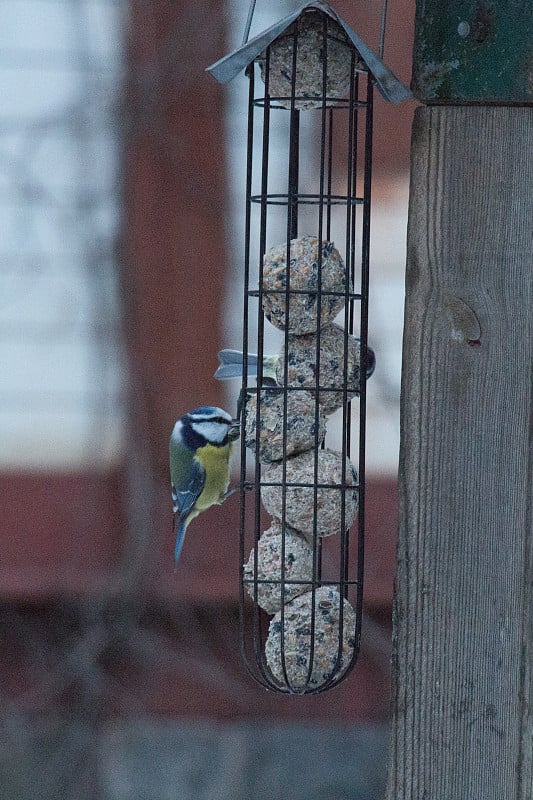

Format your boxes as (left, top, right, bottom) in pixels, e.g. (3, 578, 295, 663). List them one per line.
(173, 517, 187, 570)
(214, 349, 258, 380)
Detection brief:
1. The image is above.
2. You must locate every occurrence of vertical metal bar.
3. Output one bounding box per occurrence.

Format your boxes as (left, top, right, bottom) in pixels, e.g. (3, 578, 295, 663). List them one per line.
(326, 108, 334, 241)
(379, 0, 388, 58)
(240, 62, 270, 690)
(253, 48, 272, 684)
(239, 65, 255, 678)
(277, 21, 301, 691)
(339, 51, 357, 616)
(328, 47, 354, 687)
(241, 0, 258, 46)
(343, 69, 359, 598)
(287, 109, 300, 241)
(355, 76, 373, 654)
(349, 72, 359, 340)
(303, 10, 329, 691)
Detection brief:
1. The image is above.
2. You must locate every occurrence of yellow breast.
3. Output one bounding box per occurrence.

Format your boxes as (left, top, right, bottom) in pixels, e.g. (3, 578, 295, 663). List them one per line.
(194, 442, 232, 511)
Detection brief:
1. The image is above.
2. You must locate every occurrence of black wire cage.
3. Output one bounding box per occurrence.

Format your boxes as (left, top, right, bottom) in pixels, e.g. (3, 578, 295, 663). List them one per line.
(209, 1, 410, 694)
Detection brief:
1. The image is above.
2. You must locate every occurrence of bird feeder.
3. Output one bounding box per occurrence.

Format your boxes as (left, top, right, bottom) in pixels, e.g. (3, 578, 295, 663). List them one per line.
(208, 1, 410, 694)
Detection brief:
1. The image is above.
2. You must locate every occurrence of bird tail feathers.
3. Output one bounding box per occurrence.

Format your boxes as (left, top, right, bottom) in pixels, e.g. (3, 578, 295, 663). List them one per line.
(214, 349, 258, 380)
(173, 517, 187, 571)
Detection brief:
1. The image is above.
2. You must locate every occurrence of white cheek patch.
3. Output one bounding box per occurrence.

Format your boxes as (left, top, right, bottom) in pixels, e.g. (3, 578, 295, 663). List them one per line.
(170, 419, 183, 442)
(192, 420, 227, 444)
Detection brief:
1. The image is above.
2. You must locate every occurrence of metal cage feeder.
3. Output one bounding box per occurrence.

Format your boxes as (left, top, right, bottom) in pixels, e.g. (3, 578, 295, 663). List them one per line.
(208, 1, 410, 694)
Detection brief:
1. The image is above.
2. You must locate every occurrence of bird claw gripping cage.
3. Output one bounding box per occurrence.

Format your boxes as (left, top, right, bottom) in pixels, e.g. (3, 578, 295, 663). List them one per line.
(208, 1, 410, 694)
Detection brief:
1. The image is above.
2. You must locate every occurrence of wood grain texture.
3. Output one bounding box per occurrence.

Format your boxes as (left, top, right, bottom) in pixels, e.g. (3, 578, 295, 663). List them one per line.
(387, 107, 533, 800)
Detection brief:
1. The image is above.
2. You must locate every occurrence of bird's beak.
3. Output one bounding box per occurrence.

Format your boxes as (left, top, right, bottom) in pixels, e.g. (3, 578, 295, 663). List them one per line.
(228, 420, 241, 441)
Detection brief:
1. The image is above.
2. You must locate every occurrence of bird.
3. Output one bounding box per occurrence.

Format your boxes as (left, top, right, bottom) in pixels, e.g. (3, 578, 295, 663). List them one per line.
(214, 349, 279, 386)
(169, 406, 240, 568)
(214, 346, 376, 385)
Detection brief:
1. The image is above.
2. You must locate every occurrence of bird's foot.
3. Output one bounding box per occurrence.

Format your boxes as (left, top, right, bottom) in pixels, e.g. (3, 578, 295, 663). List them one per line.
(220, 483, 255, 503)
(220, 486, 238, 502)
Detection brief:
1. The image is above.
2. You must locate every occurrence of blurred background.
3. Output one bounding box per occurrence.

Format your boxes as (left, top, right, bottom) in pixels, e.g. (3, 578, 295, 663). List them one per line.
(0, 1, 416, 797)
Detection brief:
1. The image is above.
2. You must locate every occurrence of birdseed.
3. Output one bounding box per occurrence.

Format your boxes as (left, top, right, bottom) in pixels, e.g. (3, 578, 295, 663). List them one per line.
(258, 11, 355, 110)
(243, 521, 314, 614)
(275, 323, 366, 413)
(244, 389, 326, 463)
(265, 587, 356, 689)
(261, 448, 358, 537)
(262, 236, 348, 335)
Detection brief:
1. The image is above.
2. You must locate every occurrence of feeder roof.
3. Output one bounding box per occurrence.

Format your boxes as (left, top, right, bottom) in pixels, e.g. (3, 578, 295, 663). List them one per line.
(206, 1, 412, 104)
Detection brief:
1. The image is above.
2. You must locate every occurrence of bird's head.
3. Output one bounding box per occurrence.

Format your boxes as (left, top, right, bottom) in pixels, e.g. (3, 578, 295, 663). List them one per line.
(174, 405, 240, 451)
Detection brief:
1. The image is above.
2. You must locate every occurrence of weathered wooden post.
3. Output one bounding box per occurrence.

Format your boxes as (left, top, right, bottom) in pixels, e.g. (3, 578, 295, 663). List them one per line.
(387, 3, 533, 798)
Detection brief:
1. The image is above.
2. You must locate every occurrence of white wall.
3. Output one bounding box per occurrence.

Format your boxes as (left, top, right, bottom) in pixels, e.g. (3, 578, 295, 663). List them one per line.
(0, 0, 125, 469)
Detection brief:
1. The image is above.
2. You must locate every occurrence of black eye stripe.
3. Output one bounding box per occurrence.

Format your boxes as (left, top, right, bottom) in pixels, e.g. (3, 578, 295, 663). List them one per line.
(189, 415, 228, 426)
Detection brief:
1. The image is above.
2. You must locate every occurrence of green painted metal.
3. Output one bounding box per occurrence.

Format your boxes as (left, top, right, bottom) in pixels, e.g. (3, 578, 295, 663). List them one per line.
(412, 1, 533, 103)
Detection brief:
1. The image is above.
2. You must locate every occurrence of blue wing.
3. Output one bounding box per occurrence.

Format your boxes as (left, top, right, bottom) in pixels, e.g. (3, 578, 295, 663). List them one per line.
(171, 456, 205, 567)
(171, 457, 205, 517)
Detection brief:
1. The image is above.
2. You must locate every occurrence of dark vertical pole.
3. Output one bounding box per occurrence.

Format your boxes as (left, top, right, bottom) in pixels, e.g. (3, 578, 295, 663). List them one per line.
(287, 108, 300, 240)
(355, 76, 372, 649)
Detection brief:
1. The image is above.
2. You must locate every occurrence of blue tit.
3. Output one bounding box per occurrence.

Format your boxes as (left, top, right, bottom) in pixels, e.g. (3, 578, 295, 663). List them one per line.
(169, 406, 240, 567)
(214, 349, 279, 386)
(214, 347, 376, 385)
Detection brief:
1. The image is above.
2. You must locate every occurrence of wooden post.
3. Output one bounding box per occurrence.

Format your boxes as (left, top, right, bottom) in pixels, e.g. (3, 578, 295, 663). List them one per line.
(387, 3, 533, 797)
